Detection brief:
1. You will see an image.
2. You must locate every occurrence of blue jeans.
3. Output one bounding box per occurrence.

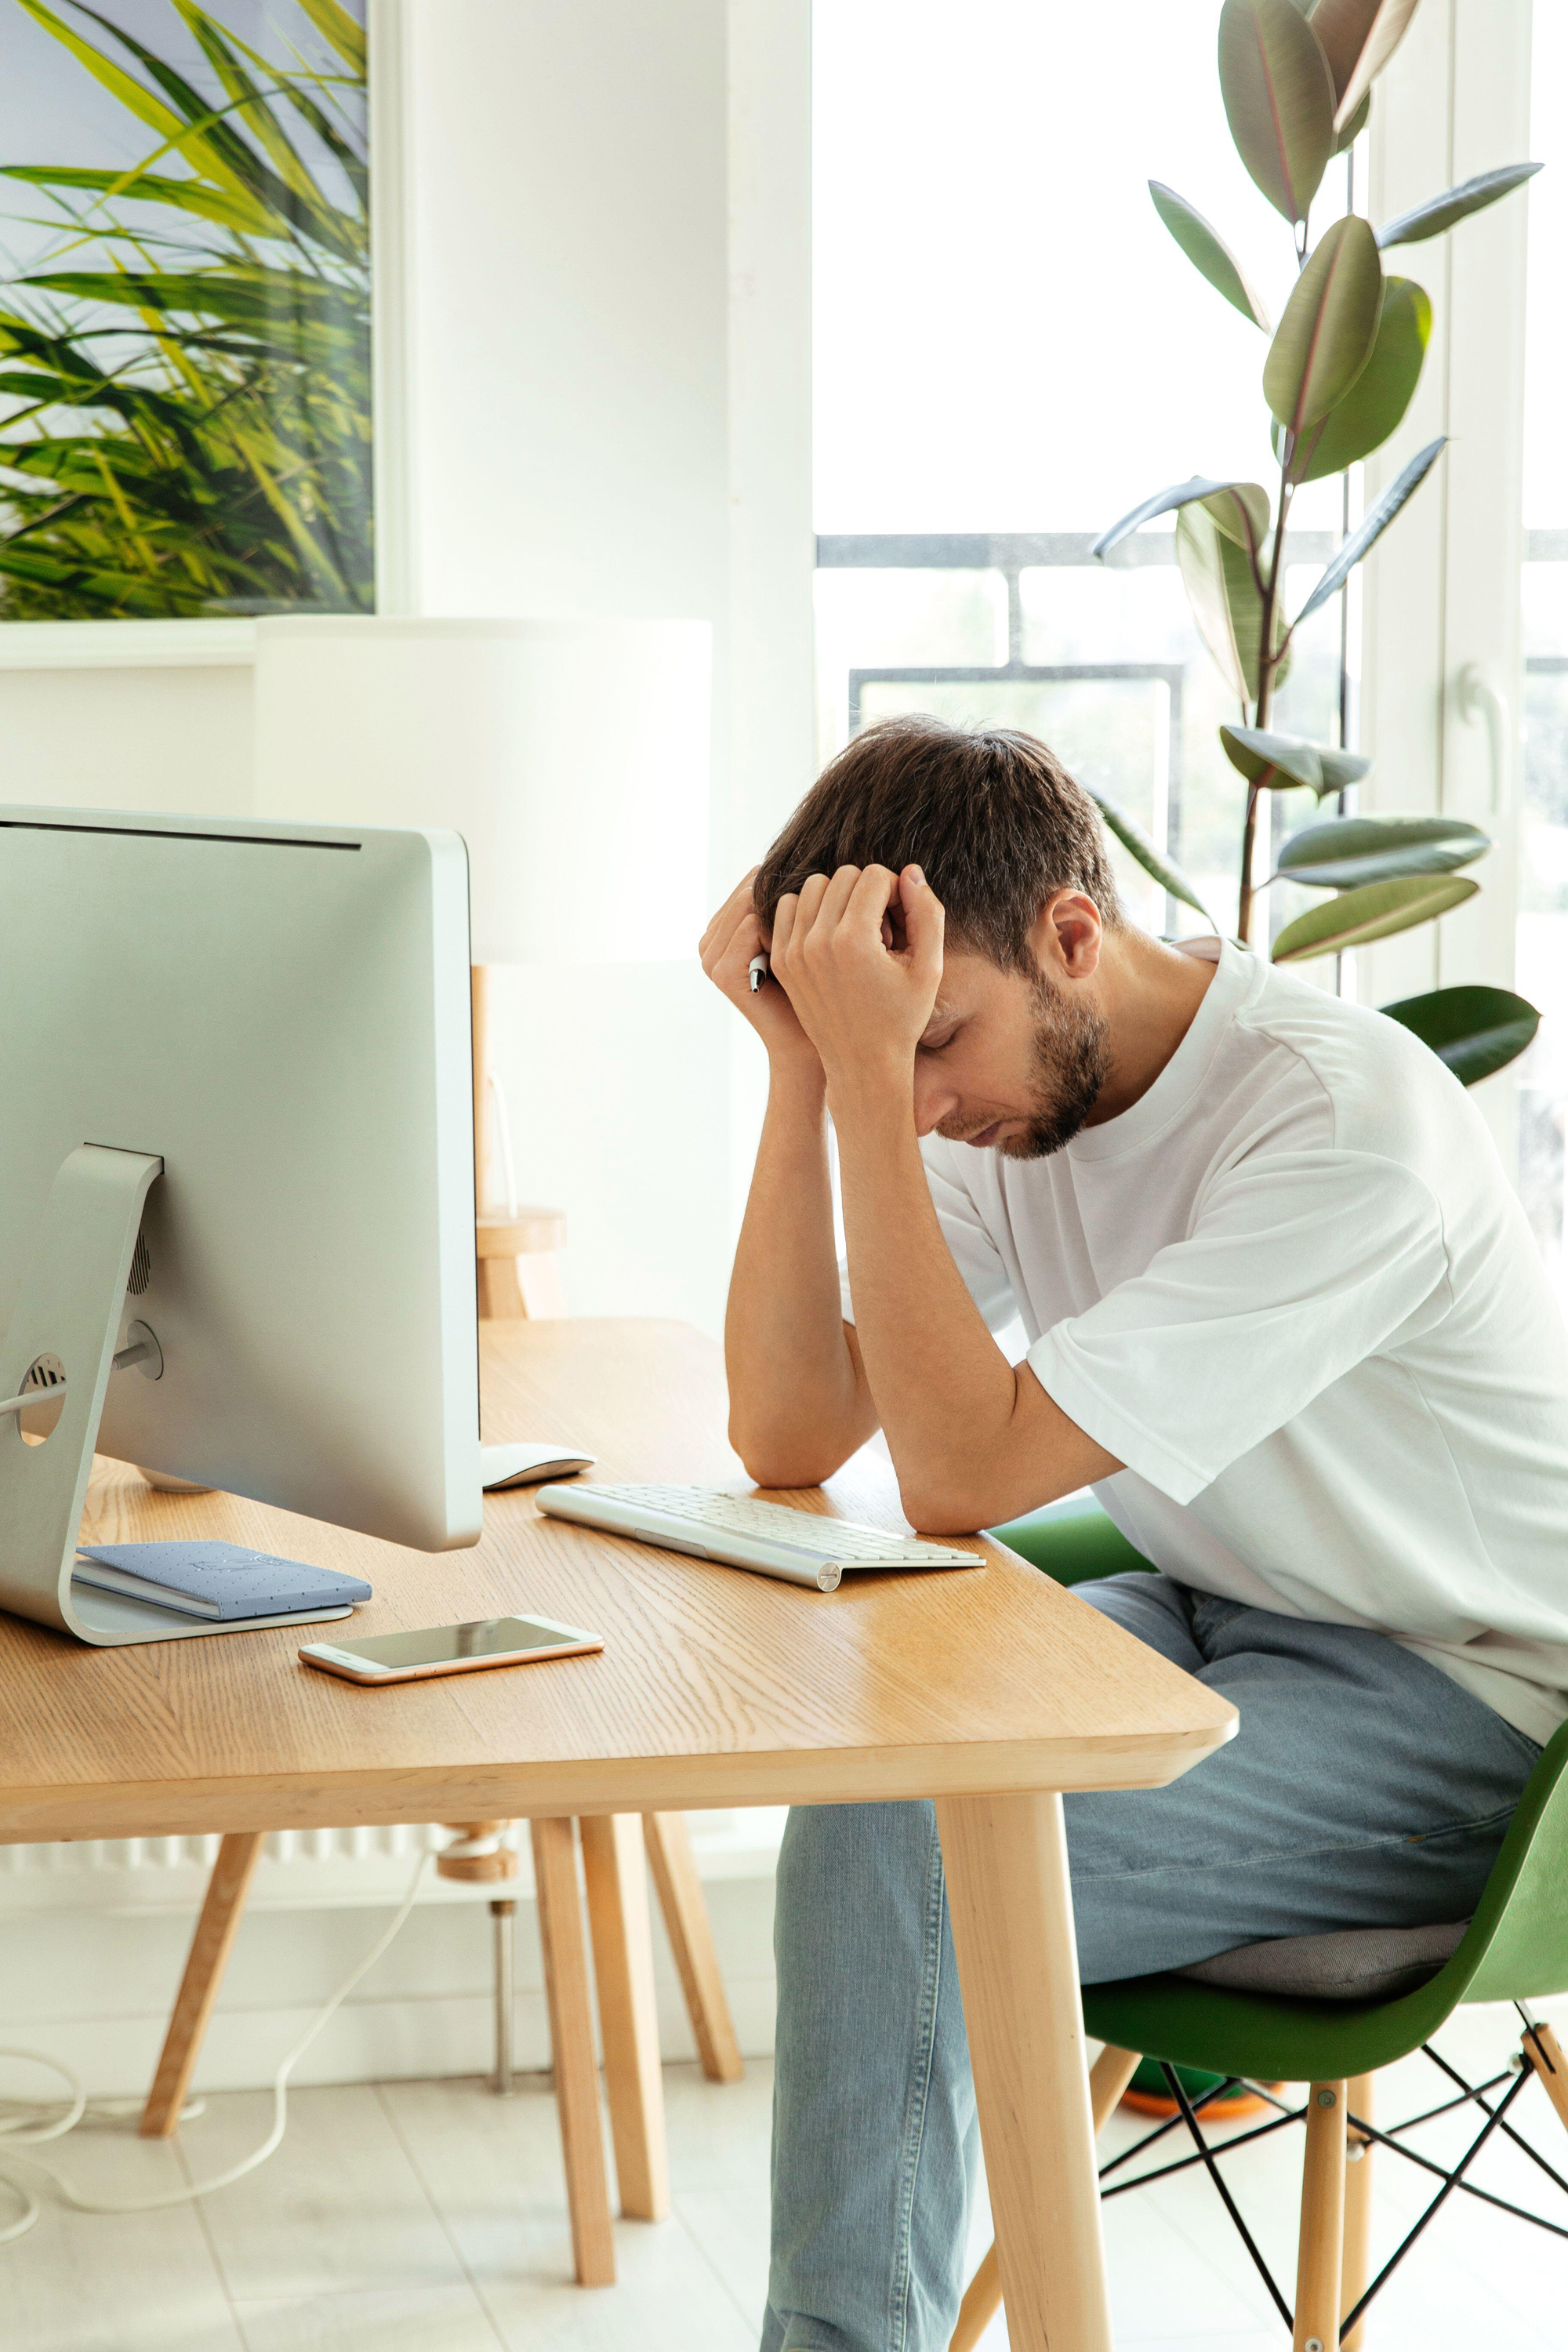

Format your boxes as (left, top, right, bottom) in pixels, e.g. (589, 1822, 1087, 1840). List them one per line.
(761, 1573, 1544, 2352)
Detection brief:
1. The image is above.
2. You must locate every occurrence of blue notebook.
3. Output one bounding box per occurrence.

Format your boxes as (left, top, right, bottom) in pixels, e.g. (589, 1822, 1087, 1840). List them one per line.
(74, 1541, 372, 1621)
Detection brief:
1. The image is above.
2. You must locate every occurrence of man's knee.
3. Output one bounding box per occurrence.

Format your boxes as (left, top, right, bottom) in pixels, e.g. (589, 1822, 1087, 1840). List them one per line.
(777, 1798, 937, 1900)
(775, 1800, 942, 1983)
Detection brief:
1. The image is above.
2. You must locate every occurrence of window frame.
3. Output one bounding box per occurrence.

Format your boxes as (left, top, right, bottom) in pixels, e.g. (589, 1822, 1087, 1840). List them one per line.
(1357, 0, 1535, 1167)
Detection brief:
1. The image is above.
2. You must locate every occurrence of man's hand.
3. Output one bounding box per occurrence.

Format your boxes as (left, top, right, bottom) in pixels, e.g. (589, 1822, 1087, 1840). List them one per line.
(700, 869, 819, 1074)
(771, 864, 943, 1098)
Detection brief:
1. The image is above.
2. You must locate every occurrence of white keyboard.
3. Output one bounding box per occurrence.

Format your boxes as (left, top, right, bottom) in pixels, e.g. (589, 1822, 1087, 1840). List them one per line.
(535, 1482, 982, 1592)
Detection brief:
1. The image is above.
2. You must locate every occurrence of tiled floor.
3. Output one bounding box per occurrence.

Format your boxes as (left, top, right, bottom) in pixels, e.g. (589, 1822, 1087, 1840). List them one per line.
(5, 2009, 1568, 2348)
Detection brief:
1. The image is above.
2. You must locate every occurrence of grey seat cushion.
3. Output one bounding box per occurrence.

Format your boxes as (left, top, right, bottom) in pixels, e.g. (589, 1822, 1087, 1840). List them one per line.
(1178, 1919, 1469, 2003)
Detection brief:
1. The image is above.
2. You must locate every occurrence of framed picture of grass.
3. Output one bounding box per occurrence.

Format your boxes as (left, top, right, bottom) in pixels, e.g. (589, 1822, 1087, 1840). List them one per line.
(0, 0, 377, 642)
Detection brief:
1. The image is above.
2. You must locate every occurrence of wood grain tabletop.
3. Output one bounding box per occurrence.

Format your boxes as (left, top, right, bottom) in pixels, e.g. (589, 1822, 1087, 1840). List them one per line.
(0, 1319, 1236, 1842)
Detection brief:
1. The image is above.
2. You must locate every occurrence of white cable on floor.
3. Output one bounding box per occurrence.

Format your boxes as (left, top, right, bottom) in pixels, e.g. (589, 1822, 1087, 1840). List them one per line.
(0, 1849, 430, 2245)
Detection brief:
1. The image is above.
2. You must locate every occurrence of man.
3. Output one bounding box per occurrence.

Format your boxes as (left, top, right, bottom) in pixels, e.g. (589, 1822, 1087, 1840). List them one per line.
(699, 714, 1568, 2352)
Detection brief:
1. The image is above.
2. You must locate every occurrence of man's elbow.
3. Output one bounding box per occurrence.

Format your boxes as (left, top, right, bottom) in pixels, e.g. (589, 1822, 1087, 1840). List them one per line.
(730, 1418, 851, 1495)
(897, 1478, 987, 1537)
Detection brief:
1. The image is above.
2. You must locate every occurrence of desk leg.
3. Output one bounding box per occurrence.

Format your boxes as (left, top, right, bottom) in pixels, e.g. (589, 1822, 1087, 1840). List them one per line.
(580, 1814, 670, 2220)
(936, 1792, 1112, 2352)
(531, 1818, 616, 2285)
(643, 1812, 744, 2084)
(140, 1830, 264, 2136)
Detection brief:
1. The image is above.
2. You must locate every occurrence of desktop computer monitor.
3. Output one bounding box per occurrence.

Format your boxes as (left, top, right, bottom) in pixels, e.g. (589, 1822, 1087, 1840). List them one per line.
(0, 806, 482, 1647)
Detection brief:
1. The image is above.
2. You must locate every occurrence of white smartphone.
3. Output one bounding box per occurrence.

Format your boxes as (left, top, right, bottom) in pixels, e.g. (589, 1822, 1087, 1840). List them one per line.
(299, 1614, 604, 1685)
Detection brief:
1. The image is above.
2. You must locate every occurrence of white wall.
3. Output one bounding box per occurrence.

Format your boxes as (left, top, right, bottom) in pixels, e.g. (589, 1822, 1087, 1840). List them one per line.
(408, 0, 726, 1330)
(0, 662, 252, 816)
(405, 0, 811, 1332)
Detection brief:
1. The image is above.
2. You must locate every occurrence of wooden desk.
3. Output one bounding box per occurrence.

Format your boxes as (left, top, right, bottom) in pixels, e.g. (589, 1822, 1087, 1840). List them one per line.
(0, 1318, 1236, 2352)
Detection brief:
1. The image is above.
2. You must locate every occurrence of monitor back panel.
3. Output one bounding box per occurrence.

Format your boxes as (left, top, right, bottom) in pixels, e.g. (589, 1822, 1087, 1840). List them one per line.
(0, 810, 481, 1551)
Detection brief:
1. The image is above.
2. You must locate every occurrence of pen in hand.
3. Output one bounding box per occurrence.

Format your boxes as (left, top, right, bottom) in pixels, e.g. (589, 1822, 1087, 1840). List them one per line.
(749, 953, 770, 993)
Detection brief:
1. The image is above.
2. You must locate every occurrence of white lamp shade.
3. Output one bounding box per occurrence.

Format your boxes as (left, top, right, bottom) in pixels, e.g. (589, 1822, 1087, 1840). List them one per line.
(253, 616, 712, 965)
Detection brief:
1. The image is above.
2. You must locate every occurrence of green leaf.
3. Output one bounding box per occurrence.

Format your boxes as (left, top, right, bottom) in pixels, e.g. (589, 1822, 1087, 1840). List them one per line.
(1200, 484, 1272, 564)
(1271, 873, 1478, 961)
(1333, 89, 1371, 153)
(13, 0, 269, 216)
(170, 0, 325, 216)
(1285, 276, 1430, 481)
(1263, 214, 1384, 437)
(1091, 475, 1269, 562)
(1275, 812, 1490, 888)
(58, 0, 363, 252)
(294, 0, 368, 74)
(1306, 0, 1374, 99)
(1149, 181, 1272, 330)
(1378, 984, 1541, 1086)
(1087, 789, 1214, 924)
(1218, 0, 1336, 225)
(1377, 162, 1544, 249)
(0, 163, 277, 238)
(1307, 2, 1378, 96)
(24, 268, 359, 333)
(1220, 724, 1372, 794)
(1177, 506, 1285, 706)
(1293, 435, 1446, 626)
(1309, 0, 1421, 134)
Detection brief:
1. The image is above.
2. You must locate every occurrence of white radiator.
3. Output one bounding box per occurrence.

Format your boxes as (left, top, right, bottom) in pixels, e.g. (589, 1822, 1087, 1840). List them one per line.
(0, 1821, 453, 1880)
(0, 1809, 783, 1917)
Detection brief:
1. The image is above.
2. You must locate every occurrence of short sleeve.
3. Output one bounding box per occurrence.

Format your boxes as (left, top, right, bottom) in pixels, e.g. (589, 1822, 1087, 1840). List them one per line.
(841, 1137, 1019, 1335)
(1027, 1149, 1450, 1503)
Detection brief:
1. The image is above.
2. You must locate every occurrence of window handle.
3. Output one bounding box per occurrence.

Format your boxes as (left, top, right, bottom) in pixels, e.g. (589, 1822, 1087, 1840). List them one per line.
(1456, 664, 1509, 815)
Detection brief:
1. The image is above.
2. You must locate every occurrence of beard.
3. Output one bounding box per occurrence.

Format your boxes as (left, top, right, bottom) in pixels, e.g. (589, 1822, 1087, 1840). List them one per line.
(942, 975, 1111, 1160)
(1006, 978, 1110, 1155)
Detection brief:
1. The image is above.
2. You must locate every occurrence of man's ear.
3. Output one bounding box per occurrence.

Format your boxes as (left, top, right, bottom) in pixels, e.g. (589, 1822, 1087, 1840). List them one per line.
(1029, 891, 1103, 981)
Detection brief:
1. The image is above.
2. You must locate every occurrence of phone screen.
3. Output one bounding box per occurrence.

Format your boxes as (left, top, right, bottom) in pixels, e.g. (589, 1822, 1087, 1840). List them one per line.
(325, 1617, 592, 1669)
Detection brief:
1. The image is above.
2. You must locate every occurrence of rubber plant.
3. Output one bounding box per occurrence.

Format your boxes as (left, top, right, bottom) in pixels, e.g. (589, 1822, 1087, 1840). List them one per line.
(1092, 0, 1540, 1088)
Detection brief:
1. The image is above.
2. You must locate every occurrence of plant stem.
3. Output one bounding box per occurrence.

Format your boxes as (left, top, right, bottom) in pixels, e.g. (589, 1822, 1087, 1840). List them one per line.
(1238, 436, 1296, 944)
(1237, 784, 1262, 943)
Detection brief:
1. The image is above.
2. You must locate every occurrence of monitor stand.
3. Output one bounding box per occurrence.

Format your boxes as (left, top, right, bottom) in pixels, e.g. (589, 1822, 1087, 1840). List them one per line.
(0, 1144, 353, 1648)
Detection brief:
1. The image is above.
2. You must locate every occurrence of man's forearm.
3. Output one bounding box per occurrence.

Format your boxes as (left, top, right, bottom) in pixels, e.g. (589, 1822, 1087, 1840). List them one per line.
(724, 1059, 877, 1484)
(833, 1073, 1117, 1530)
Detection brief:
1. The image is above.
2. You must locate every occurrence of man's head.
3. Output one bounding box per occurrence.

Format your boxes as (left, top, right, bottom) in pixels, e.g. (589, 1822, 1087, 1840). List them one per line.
(754, 716, 1126, 1157)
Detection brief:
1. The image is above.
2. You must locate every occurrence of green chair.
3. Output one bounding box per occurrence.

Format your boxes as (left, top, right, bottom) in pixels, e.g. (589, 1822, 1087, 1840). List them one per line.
(950, 1498, 1568, 2352)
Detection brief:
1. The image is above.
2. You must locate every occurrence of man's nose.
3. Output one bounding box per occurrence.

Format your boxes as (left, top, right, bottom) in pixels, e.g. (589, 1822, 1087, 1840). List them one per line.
(912, 1065, 961, 1137)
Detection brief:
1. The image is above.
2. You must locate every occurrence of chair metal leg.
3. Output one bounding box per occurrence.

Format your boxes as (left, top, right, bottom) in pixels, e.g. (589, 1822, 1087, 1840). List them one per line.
(1294, 2080, 1348, 2352)
(947, 2043, 1141, 2352)
(1340, 2072, 1374, 2352)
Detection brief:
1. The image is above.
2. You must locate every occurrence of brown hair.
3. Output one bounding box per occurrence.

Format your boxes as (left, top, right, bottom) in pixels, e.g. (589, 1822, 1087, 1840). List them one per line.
(753, 714, 1123, 972)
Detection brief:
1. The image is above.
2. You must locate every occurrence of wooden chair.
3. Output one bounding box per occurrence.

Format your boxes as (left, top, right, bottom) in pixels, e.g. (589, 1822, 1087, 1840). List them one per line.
(477, 1204, 568, 1319)
(951, 1504, 1568, 2352)
(140, 1808, 742, 2288)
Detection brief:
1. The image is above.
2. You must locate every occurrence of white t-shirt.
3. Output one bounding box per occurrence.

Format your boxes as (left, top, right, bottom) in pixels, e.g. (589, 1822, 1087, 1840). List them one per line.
(843, 938, 1568, 1744)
